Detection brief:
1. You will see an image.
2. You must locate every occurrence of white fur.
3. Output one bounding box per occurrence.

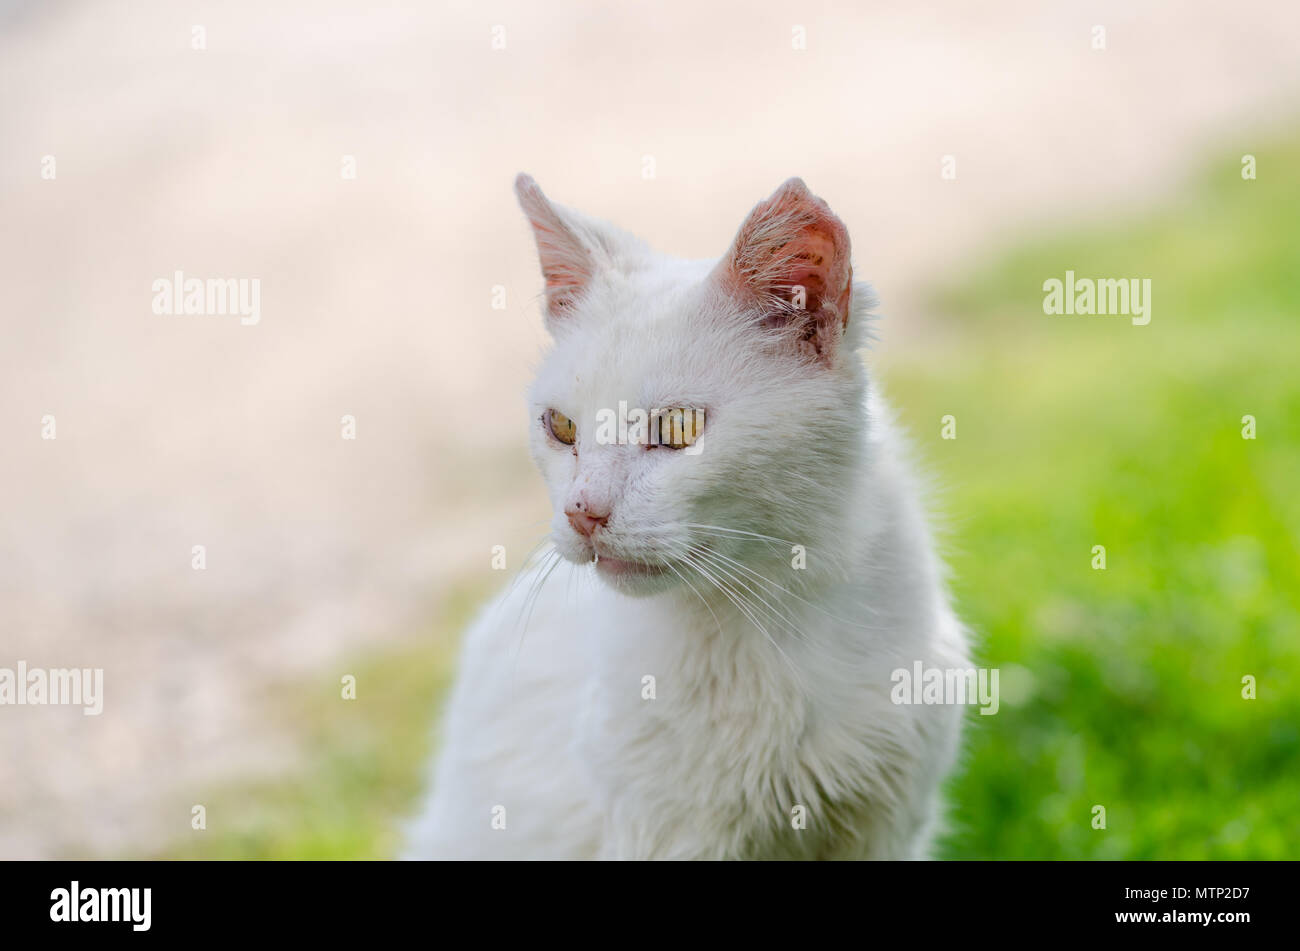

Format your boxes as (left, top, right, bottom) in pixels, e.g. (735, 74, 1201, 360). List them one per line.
(404, 181, 969, 859)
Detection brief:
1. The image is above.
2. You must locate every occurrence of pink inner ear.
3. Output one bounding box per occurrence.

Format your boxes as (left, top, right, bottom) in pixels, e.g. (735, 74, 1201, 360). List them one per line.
(780, 228, 847, 320)
(529, 220, 589, 293)
(515, 174, 593, 316)
(724, 179, 853, 331)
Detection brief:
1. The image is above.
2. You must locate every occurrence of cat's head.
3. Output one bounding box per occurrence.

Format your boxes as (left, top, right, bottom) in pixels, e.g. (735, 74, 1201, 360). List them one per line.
(519, 174, 874, 596)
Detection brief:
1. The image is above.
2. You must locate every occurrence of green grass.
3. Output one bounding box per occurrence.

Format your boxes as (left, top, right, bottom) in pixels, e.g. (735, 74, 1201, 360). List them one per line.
(887, 134, 1300, 858)
(154, 134, 1300, 860)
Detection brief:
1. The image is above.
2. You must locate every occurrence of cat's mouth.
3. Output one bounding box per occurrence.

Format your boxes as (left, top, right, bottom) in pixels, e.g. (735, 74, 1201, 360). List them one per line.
(592, 553, 669, 579)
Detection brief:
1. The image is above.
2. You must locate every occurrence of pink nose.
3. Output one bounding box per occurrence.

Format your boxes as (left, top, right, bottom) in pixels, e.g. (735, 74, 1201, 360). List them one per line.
(566, 505, 609, 538)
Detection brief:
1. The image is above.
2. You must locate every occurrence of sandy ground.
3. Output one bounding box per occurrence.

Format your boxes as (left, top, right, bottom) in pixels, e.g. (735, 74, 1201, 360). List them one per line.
(1, 0, 1298, 858)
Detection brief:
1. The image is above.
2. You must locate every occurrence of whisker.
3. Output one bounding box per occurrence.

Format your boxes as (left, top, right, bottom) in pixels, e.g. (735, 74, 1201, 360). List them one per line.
(664, 559, 725, 638)
(511, 549, 562, 657)
(683, 522, 797, 550)
(690, 546, 815, 647)
(677, 549, 805, 689)
(698, 543, 886, 628)
(502, 534, 559, 601)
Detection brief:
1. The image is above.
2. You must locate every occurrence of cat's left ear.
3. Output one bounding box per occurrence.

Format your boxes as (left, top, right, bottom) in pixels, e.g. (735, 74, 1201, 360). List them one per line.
(715, 178, 853, 365)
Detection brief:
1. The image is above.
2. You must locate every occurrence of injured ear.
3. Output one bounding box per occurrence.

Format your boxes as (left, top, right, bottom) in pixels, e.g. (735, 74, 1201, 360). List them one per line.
(716, 177, 853, 364)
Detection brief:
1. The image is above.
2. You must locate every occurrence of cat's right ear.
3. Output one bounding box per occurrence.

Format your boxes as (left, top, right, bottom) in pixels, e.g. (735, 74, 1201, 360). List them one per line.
(515, 173, 594, 325)
(714, 178, 853, 366)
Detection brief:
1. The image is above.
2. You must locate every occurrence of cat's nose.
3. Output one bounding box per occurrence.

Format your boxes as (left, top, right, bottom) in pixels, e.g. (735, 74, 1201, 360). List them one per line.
(565, 503, 609, 538)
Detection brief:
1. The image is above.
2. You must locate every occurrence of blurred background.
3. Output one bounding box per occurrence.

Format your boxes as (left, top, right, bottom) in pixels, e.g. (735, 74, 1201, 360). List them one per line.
(1, 0, 1297, 859)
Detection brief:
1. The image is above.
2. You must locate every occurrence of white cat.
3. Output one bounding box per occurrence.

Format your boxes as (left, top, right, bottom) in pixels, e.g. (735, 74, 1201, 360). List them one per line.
(404, 175, 970, 859)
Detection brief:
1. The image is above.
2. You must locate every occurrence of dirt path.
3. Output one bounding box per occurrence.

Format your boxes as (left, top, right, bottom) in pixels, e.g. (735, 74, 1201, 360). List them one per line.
(2, 0, 1297, 858)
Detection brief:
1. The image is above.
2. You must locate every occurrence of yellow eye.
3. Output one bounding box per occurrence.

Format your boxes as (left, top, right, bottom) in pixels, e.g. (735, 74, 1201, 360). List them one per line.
(654, 408, 705, 449)
(546, 408, 577, 445)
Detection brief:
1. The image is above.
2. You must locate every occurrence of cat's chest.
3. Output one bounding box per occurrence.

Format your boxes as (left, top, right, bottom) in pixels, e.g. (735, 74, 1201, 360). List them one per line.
(572, 604, 900, 856)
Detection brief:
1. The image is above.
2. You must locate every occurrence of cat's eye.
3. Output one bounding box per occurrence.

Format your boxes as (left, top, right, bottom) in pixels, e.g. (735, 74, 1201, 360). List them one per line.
(653, 408, 705, 450)
(546, 408, 577, 445)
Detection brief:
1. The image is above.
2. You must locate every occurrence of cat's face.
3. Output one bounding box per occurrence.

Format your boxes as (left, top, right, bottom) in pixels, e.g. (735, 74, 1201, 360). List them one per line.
(519, 175, 869, 596)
